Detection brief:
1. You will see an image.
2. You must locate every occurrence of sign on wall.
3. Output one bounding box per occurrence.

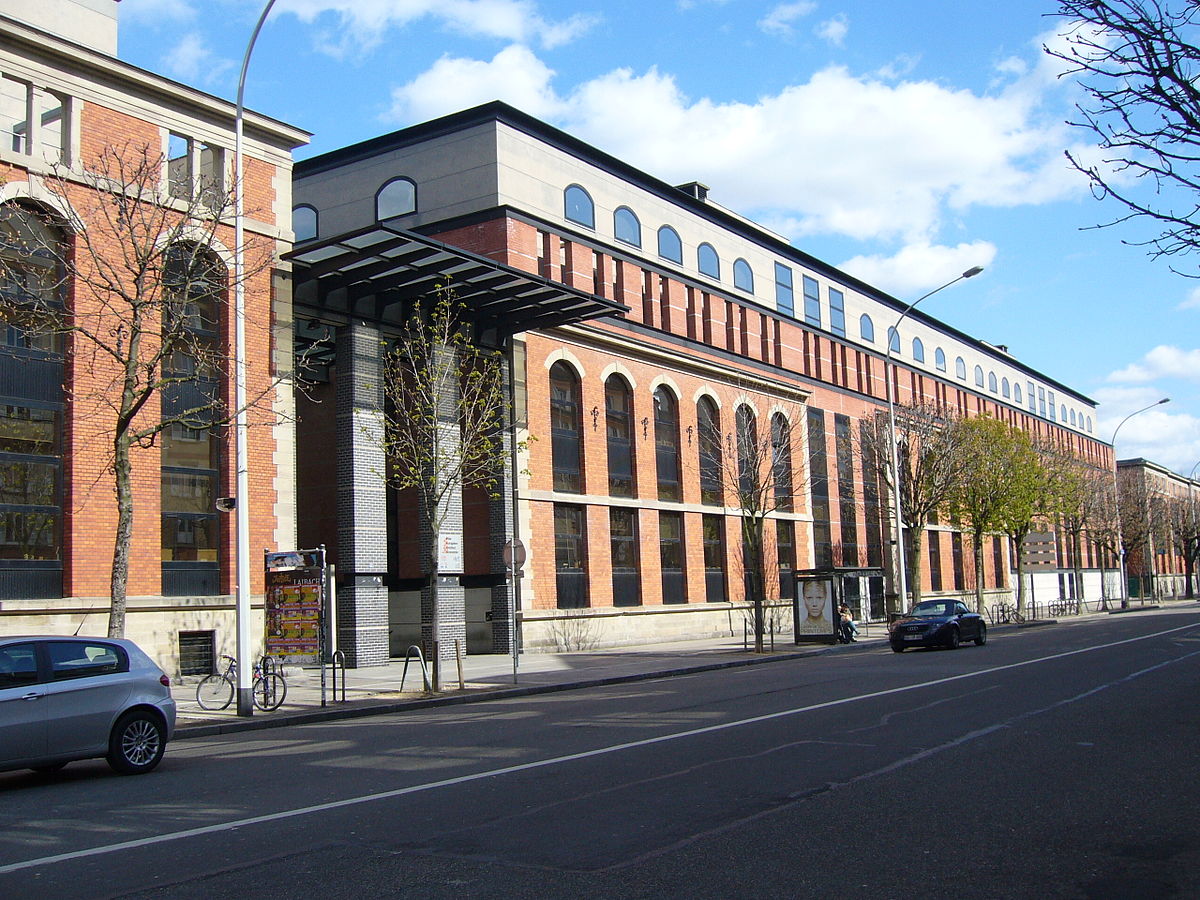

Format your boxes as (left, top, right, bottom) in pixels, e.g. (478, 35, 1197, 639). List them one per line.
(794, 573, 839, 644)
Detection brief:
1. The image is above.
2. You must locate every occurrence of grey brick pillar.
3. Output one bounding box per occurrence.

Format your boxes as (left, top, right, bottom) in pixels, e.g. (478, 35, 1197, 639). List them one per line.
(421, 343, 467, 670)
(490, 354, 517, 654)
(335, 322, 389, 667)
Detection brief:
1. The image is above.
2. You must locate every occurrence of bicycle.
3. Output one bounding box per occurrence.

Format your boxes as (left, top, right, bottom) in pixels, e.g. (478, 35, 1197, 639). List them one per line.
(990, 602, 1025, 625)
(195, 654, 287, 711)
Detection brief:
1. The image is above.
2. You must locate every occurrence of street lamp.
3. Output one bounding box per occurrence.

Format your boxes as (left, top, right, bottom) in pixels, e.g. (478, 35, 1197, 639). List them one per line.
(886, 265, 983, 612)
(232, 0, 277, 716)
(1109, 397, 1170, 609)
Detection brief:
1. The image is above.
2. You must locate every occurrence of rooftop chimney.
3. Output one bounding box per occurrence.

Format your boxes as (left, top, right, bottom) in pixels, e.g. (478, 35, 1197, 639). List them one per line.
(676, 181, 709, 202)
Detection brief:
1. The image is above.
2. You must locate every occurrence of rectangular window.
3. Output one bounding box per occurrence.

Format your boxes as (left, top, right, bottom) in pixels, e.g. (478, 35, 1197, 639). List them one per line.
(1038, 386, 1047, 418)
(1047, 391, 1056, 422)
(829, 288, 846, 337)
(702, 513, 726, 603)
(610, 507, 640, 607)
(659, 511, 686, 604)
(803, 275, 821, 328)
(776, 519, 796, 600)
(0, 78, 69, 165)
(951, 533, 965, 592)
(928, 533, 943, 592)
(835, 414, 858, 566)
(1028, 382, 1037, 413)
(992, 536, 1005, 589)
(806, 408, 833, 568)
(168, 132, 194, 199)
(774, 263, 794, 317)
(554, 504, 588, 609)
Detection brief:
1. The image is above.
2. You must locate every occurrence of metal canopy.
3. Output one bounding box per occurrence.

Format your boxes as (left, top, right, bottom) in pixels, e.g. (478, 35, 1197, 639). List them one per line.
(286, 221, 628, 342)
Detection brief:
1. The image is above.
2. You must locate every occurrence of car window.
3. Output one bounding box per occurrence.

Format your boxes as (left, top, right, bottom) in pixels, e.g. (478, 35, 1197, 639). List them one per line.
(47, 641, 127, 681)
(955, 603, 969, 615)
(0, 643, 39, 688)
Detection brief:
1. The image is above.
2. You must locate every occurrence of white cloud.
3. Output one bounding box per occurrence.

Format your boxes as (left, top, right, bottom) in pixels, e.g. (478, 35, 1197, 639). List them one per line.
(1178, 287, 1200, 310)
(1107, 346, 1200, 383)
(838, 241, 997, 299)
(160, 33, 235, 86)
(759, 2, 818, 37)
(1092, 386, 1198, 470)
(815, 14, 848, 48)
(277, 0, 596, 57)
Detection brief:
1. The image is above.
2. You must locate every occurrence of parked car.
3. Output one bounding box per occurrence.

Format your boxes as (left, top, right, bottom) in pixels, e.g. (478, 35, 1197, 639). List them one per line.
(0, 636, 176, 775)
(889, 599, 987, 652)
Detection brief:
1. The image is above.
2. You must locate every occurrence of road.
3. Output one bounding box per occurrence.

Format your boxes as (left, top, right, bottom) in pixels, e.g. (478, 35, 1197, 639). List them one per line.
(3, 608, 1200, 899)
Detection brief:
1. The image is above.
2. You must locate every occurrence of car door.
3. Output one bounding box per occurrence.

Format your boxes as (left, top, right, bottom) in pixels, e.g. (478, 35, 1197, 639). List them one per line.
(954, 602, 977, 640)
(40, 640, 134, 756)
(0, 642, 48, 767)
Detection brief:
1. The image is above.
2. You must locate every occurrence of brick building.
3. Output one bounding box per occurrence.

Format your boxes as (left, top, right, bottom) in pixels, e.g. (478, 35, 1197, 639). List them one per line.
(0, 1, 308, 672)
(289, 102, 1114, 664)
(1117, 458, 1199, 600)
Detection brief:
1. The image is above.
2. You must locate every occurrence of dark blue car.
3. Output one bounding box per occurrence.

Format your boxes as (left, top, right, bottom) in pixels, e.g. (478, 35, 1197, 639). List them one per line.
(889, 599, 987, 652)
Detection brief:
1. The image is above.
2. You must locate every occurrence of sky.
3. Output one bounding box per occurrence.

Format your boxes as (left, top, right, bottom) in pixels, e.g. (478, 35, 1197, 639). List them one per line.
(116, 0, 1200, 475)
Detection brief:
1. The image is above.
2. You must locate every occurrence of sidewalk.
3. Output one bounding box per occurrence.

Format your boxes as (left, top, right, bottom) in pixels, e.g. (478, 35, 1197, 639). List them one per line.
(173, 603, 1163, 739)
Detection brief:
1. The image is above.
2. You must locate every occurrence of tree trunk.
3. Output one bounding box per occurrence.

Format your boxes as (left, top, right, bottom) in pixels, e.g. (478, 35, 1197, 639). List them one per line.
(744, 517, 765, 653)
(907, 526, 925, 610)
(973, 529, 986, 614)
(1071, 530, 1085, 614)
(108, 431, 132, 638)
(1014, 554, 1027, 617)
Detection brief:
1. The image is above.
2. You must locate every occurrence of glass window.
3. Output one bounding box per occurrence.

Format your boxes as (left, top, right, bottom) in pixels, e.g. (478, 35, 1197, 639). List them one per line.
(956, 357, 967, 380)
(1048, 392, 1057, 421)
(659, 510, 686, 604)
(697, 396, 723, 506)
(910, 337, 924, 363)
(1002, 377, 1010, 399)
(292, 205, 317, 242)
(657, 225, 682, 263)
(0, 641, 38, 687)
(776, 519, 796, 600)
(614, 207, 641, 247)
(605, 375, 634, 498)
(550, 362, 583, 493)
(376, 177, 416, 220)
(564, 184, 594, 228)
(771, 413, 793, 512)
(654, 386, 682, 501)
(1038, 386, 1046, 417)
(802, 275, 820, 327)
(47, 641, 126, 681)
(774, 263, 794, 316)
(974, 365, 984, 387)
(829, 288, 846, 337)
(698, 243, 720, 279)
(1014, 383, 1023, 405)
(735, 405, 757, 501)
(1028, 382, 1037, 413)
(554, 504, 588, 609)
(733, 258, 754, 293)
(610, 507, 640, 607)
(703, 513, 727, 603)
(935, 347, 946, 372)
(888, 327, 900, 355)
(1070, 408, 1077, 426)
(988, 372, 998, 392)
(860, 314, 874, 342)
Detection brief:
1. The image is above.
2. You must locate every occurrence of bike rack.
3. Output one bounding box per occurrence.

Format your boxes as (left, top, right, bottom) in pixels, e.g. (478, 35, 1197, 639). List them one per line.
(399, 645, 431, 692)
(330, 649, 346, 704)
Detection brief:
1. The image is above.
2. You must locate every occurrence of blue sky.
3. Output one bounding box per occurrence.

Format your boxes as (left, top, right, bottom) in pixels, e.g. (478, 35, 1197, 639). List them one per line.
(118, 0, 1200, 474)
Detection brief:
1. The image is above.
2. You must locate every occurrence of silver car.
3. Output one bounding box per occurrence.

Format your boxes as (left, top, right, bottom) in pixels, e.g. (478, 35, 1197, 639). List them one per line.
(0, 635, 177, 776)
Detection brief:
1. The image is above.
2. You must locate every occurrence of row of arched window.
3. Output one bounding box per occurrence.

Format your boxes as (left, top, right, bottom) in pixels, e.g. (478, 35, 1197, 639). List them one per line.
(549, 361, 796, 507)
(292, 175, 417, 243)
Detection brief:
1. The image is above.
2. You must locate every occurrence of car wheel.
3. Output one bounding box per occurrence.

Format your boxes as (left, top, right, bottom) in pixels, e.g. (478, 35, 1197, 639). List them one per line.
(891, 644, 904, 653)
(946, 627, 960, 650)
(975, 622, 988, 646)
(107, 710, 166, 775)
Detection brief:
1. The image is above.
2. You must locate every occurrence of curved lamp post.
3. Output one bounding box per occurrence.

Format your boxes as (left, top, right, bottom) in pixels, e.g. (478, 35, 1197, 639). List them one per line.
(886, 265, 983, 611)
(233, 0, 277, 716)
(1109, 397, 1170, 609)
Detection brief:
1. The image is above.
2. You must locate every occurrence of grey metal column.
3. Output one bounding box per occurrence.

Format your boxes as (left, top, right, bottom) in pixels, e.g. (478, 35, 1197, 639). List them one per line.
(490, 353, 516, 654)
(335, 322, 389, 667)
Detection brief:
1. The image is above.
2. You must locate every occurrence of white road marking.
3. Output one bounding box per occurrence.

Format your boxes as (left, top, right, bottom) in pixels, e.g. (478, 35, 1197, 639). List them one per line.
(2, 619, 1197, 876)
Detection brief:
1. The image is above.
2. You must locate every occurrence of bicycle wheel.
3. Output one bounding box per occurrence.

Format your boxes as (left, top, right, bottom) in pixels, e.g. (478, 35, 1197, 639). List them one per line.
(196, 674, 234, 711)
(253, 672, 287, 711)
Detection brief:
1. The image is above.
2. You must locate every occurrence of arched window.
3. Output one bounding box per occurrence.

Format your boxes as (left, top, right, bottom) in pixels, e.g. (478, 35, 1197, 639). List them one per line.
(654, 387, 682, 501)
(733, 258, 754, 293)
(657, 225, 682, 263)
(605, 375, 634, 498)
(935, 347, 947, 372)
(974, 365, 984, 387)
(988, 371, 998, 392)
(1070, 409, 1077, 426)
(550, 362, 583, 493)
(0, 202, 65, 597)
(955, 357, 967, 380)
(771, 413, 793, 511)
(698, 243, 720, 279)
(887, 327, 900, 355)
(912, 337, 925, 363)
(376, 177, 416, 220)
(162, 242, 226, 596)
(564, 184, 594, 228)
(1061, 404, 1068, 422)
(735, 405, 757, 500)
(859, 314, 875, 342)
(292, 205, 317, 242)
(1002, 377, 1010, 399)
(1086, 416, 1093, 432)
(614, 206, 641, 247)
(697, 396, 722, 506)
(1014, 383, 1023, 405)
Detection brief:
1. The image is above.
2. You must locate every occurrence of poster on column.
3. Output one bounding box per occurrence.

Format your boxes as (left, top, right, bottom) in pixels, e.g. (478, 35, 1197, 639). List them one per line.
(264, 548, 325, 664)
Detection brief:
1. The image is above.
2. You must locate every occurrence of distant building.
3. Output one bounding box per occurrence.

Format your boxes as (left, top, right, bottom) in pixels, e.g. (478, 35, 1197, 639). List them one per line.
(0, 2, 309, 673)
(289, 102, 1113, 664)
(1117, 458, 1199, 600)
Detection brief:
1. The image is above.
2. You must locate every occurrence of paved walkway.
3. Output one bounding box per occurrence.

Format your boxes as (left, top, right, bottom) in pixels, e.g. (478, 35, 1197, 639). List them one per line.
(173, 603, 1170, 739)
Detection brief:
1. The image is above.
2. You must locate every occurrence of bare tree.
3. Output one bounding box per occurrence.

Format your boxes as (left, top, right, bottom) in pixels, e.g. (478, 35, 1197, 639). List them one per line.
(860, 402, 970, 610)
(377, 287, 513, 685)
(1048, 0, 1200, 269)
(1166, 489, 1200, 598)
(0, 142, 282, 637)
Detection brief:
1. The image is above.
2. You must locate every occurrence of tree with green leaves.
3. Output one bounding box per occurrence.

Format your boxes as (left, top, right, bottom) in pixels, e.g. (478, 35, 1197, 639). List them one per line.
(377, 287, 512, 686)
(992, 433, 1057, 617)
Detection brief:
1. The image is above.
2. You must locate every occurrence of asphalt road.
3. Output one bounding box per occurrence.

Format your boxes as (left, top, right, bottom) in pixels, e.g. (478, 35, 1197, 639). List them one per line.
(3, 607, 1199, 899)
